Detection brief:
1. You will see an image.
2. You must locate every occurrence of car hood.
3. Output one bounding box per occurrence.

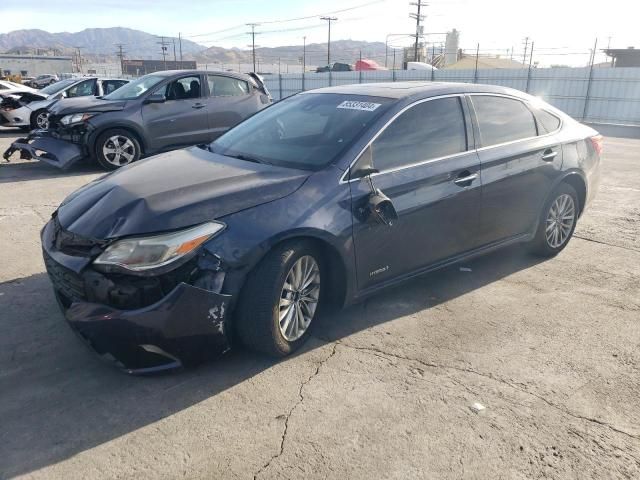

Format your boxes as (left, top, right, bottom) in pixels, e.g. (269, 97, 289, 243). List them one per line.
(48, 96, 128, 115)
(57, 146, 310, 239)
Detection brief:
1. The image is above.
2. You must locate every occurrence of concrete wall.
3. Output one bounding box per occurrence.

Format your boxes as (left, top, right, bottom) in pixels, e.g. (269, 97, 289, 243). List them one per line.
(262, 67, 640, 126)
(0, 55, 73, 77)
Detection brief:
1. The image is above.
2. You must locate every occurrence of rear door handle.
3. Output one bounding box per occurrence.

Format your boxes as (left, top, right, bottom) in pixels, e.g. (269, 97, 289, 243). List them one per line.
(453, 172, 478, 186)
(192, 103, 205, 109)
(541, 149, 558, 161)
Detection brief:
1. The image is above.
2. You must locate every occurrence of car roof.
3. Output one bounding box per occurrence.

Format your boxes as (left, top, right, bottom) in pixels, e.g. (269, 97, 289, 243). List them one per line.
(150, 70, 249, 80)
(303, 81, 532, 101)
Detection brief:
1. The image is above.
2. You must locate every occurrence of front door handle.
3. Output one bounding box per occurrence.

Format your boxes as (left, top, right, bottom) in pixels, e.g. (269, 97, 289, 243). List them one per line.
(192, 103, 205, 109)
(453, 171, 478, 187)
(541, 149, 558, 161)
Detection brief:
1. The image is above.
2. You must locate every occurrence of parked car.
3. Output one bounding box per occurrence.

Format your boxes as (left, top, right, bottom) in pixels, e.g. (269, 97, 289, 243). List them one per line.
(0, 77, 129, 131)
(0, 80, 37, 94)
(40, 82, 601, 373)
(316, 62, 353, 73)
(5, 70, 272, 170)
(355, 59, 387, 71)
(27, 74, 60, 88)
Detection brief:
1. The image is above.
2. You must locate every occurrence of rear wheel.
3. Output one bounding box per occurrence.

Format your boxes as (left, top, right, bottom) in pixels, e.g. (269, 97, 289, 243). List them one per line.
(30, 109, 49, 130)
(235, 241, 322, 357)
(94, 129, 141, 170)
(530, 183, 579, 257)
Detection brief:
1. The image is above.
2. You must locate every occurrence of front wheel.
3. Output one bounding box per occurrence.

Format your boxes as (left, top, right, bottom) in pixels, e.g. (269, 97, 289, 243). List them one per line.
(31, 109, 49, 130)
(530, 183, 579, 257)
(94, 129, 141, 170)
(235, 241, 323, 357)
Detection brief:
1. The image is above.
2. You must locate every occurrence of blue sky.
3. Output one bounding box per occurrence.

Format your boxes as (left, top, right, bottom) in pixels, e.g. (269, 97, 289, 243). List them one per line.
(1, 0, 637, 65)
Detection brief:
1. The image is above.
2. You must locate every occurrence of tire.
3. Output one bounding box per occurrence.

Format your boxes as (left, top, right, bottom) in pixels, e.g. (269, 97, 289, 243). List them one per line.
(235, 241, 323, 357)
(530, 183, 579, 257)
(49, 80, 56, 85)
(30, 109, 49, 130)
(94, 129, 141, 170)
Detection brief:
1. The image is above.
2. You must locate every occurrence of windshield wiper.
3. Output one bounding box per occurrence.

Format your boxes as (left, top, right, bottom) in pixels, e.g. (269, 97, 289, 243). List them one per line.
(225, 153, 270, 165)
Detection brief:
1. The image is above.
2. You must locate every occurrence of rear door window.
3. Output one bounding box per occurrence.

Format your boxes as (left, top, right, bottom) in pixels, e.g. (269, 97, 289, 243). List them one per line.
(102, 80, 127, 95)
(156, 76, 202, 100)
(66, 79, 96, 98)
(208, 75, 249, 97)
(472, 95, 537, 146)
(371, 96, 468, 172)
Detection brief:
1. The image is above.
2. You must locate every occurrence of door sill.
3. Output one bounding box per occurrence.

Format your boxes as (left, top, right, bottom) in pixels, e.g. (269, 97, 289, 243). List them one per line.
(353, 233, 533, 301)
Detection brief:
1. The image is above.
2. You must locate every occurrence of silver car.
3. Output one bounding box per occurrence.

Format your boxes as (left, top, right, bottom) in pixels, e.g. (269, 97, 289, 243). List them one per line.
(27, 74, 60, 88)
(0, 77, 129, 130)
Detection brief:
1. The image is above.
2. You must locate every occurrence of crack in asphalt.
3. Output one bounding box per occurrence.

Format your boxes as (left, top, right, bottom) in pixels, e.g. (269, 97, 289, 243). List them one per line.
(253, 342, 339, 480)
(337, 342, 640, 442)
(574, 235, 640, 254)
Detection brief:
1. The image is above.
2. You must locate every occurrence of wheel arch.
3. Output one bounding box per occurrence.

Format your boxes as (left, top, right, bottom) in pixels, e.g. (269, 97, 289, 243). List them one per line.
(231, 230, 350, 311)
(558, 171, 587, 217)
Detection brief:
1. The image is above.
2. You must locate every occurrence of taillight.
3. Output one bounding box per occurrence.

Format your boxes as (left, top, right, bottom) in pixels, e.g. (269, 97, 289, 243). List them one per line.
(590, 135, 603, 156)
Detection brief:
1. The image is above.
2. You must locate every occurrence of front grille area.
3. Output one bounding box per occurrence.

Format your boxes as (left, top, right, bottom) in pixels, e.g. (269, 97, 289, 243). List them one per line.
(43, 250, 86, 303)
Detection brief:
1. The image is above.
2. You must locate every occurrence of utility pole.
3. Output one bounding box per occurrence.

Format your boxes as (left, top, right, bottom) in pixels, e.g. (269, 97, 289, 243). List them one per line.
(246, 23, 260, 72)
(410, 1, 426, 62)
(172, 38, 177, 66)
(157, 36, 169, 70)
(320, 16, 338, 66)
(522, 36, 530, 65)
(178, 32, 183, 62)
(302, 36, 306, 73)
(115, 43, 126, 76)
(74, 46, 83, 73)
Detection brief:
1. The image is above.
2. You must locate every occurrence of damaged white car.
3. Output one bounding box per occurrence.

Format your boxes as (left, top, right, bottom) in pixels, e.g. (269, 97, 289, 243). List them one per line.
(0, 77, 129, 131)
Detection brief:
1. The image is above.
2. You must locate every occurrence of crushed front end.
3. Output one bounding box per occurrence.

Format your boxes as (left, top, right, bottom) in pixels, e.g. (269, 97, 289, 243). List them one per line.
(3, 113, 89, 168)
(41, 215, 233, 374)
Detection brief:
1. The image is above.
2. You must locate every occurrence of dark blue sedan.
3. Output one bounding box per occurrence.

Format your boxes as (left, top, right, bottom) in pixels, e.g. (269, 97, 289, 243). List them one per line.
(41, 82, 602, 373)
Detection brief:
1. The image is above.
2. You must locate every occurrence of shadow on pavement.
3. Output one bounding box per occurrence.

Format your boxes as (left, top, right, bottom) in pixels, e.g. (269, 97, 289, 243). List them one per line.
(0, 159, 102, 183)
(0, 244, 544, 478)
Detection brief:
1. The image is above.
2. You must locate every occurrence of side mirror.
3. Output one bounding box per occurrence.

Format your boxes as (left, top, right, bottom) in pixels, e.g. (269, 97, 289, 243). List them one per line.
(350, 145, 379, 180)
(145, 93, 166, 104)
(368, 190, 398, 226)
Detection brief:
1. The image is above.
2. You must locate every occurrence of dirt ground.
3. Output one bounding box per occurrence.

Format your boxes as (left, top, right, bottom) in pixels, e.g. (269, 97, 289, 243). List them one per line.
(0, 128, 638, 480)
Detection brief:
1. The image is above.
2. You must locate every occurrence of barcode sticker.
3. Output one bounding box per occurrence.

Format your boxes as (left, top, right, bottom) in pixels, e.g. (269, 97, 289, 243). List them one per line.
(337, 100, 381, 112)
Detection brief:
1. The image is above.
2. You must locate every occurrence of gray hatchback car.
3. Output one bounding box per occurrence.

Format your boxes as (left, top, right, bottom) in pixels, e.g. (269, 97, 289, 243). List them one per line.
(5, 70, 272, 170)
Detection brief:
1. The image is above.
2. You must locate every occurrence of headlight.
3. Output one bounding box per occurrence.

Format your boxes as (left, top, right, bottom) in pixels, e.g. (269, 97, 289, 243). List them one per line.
(93, 222, 225, 273)
(60, 112, 96, 125)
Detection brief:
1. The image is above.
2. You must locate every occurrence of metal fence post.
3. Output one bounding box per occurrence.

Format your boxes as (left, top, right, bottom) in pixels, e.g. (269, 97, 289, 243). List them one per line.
(301, 72, 305, 93)
(582, 38, 598, 121)
(329, 71, 332, 87)
(278, 74, 282, 100)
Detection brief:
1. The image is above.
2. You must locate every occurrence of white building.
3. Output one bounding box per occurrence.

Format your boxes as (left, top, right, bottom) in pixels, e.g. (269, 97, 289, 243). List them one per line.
(0, 54, 73, 77)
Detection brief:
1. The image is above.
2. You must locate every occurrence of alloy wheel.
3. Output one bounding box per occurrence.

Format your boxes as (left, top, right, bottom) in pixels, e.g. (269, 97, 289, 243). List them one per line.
(278, 255, 320, 342)
(545, 193, 575, 248)
(36, 112, 49, 129)
(102, 135, 136, 166)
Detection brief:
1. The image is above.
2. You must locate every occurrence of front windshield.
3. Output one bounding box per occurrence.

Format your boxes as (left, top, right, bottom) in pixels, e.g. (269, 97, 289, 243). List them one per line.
(39, 78, 76, 96)
(211, 93, 394, 170)
(103, 74, 165, 100)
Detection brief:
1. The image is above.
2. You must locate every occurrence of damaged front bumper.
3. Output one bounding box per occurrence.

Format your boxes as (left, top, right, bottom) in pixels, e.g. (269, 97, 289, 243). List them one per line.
(3, 130, 84, 169)
(42, 219, 233, 374)
(62, 283, 232, 374)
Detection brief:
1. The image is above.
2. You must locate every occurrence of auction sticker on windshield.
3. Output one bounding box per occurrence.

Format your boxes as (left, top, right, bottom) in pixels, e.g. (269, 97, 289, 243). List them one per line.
(337, 100, 381, 112)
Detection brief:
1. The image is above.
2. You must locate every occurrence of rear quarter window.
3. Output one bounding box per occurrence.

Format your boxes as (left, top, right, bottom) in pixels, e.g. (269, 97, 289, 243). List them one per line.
(472, 95, 537, 146)
(534, 109, 561, 134)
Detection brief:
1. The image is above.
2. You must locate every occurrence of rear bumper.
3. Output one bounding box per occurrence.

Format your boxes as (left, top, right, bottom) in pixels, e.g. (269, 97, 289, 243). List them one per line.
(3, 132, 84, 168)
(0, 110, 29, 127)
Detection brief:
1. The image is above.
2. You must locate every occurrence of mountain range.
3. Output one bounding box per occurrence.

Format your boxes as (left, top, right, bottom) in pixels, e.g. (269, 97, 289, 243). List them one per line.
(0, 28, 388, 66)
